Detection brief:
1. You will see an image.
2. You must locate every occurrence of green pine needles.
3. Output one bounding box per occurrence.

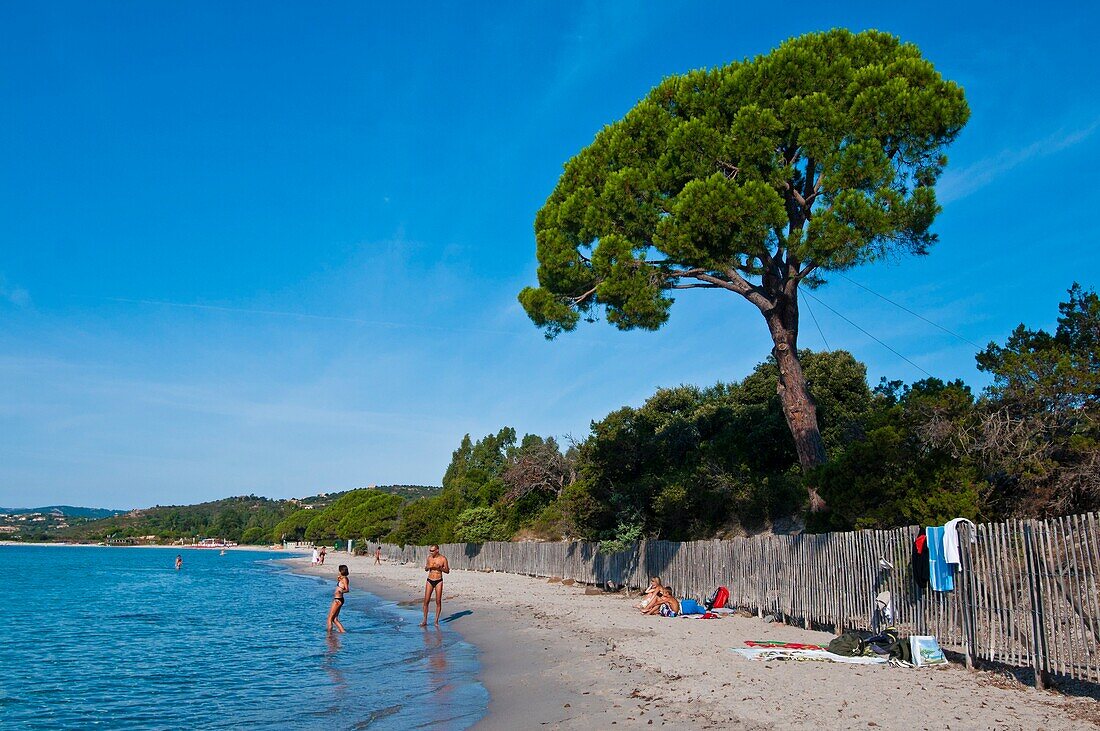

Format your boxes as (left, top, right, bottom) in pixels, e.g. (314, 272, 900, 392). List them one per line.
(520, 29, 969, 479)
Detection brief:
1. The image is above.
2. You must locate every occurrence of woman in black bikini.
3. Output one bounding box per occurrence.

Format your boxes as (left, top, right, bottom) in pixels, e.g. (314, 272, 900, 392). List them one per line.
(327, 564, 350, 633)
(420, 545, 449, 627)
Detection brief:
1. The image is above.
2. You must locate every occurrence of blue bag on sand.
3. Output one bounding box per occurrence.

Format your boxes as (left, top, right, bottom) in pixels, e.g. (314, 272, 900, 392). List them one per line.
(679, 598, 705, 615)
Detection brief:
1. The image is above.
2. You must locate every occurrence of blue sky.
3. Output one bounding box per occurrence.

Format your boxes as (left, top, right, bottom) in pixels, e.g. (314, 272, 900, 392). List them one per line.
(2, 2, 1097, 509)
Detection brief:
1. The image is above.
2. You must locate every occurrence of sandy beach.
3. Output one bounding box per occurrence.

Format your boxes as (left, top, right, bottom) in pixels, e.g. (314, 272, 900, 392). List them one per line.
(290, 553, 1100, 730)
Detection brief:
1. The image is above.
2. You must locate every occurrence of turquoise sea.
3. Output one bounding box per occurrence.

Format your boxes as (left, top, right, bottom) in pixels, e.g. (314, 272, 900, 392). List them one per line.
(0, 545, 487, 730)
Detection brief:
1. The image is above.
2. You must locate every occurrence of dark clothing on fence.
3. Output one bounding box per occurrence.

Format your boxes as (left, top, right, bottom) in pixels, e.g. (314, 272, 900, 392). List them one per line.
(912, 531, 930, 589)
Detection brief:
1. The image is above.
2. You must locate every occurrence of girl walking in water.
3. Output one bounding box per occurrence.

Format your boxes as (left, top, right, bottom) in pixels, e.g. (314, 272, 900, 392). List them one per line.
(420, 545, 449, 627)
(327, 565, 350, 633)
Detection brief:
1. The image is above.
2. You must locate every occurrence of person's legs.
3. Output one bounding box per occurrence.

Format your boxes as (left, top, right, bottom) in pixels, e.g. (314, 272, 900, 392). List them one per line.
(331, 601, 345, 633)
(433, 581, 443, 625)
(419, 582, 432, 627)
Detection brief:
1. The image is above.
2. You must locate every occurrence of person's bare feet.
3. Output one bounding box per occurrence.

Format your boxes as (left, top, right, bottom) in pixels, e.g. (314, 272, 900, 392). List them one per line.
(418, 621, 427, 627)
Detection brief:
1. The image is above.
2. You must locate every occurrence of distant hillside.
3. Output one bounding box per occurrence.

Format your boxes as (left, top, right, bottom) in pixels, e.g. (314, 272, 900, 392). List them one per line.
(22, 486, 443, 544)
(56, 495, 294, 544)
(0, 506, 126, 519)
(297, 484, 441, 508)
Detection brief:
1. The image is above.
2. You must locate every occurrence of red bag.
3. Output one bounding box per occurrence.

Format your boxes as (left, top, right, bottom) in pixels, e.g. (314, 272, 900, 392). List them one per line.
(706, 586, 729, 610)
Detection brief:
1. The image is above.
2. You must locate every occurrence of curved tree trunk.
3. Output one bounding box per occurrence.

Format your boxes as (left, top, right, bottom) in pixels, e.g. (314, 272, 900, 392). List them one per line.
(763, 294, 827, 511)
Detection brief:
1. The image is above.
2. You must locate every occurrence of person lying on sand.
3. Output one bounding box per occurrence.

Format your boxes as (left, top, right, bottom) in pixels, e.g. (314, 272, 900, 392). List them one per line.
(637, 576, 664, 612)
(642, 587, 680, 617)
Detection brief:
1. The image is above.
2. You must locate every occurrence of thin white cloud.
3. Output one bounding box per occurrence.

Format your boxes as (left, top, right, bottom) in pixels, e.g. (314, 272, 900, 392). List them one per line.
(103, 296, 519, 337)
(939, 120, 1100, 204)
(534, 0, 658, 117)
(0, 275, 30, 307)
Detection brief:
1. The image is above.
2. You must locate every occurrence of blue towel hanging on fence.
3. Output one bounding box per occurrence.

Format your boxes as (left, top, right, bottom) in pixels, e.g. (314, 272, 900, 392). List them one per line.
(926, 525, 954, 592)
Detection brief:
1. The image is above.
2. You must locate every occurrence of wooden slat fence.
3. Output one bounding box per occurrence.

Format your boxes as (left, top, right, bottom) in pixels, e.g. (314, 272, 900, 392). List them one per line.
(377, 512, 1100, 687)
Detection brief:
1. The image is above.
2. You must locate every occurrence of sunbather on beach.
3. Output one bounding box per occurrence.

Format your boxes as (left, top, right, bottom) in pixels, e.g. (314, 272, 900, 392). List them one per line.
(643, 587, 680, 617)
(420, 545, 450, 627)
(637, 576, 664, 612)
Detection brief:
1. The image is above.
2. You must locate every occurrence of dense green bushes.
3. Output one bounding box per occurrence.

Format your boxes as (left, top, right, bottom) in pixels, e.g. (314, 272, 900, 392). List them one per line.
(381, 283, 1098, 545)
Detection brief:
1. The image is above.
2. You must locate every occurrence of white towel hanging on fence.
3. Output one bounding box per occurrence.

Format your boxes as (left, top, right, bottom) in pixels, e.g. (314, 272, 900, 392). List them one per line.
(942, 517, 976, 565)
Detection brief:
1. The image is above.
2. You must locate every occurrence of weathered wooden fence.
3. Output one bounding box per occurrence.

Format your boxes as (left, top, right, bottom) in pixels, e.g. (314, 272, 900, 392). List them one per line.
(379, 512, 1100, 687)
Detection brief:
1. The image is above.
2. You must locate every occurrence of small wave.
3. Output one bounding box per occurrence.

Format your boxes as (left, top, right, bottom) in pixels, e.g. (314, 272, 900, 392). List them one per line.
(352, 704, 403, 729)
(112, 612, 163, 622)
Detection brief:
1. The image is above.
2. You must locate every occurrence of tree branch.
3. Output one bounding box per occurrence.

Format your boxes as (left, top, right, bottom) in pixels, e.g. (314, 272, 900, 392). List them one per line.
(571, 285, 599, 305)
(772, 228, 787, 266)
(716, 160, 740, 180)
(803, 158, 816, 201)
(785, 181, 809, 210)
(686, 269, 772, 310)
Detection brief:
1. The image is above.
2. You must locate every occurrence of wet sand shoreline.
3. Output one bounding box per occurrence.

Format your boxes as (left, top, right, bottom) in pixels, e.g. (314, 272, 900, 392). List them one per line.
(288, 553, 1100, 730)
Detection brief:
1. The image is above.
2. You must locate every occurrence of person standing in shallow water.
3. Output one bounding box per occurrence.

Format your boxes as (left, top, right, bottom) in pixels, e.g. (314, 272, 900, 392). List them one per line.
(327, 565, 350, 633)
(175, 555, 182, 571)
(420, 545, 449, 627)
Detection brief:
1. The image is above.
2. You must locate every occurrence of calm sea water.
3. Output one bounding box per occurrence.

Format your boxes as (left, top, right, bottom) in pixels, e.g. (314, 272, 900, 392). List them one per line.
(0, 545, 486, 730)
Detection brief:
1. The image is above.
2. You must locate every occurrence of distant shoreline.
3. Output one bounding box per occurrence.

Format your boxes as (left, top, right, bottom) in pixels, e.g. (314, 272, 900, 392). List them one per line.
(0, 541, 304, 553)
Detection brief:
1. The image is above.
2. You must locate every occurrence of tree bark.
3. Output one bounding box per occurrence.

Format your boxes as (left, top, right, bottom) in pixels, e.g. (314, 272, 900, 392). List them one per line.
(763, 293, 828, 511)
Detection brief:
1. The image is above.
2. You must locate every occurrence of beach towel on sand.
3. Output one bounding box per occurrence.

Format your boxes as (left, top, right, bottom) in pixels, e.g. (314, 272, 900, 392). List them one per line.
(745, 641, 827, 651)
(731, 648, 888, 665)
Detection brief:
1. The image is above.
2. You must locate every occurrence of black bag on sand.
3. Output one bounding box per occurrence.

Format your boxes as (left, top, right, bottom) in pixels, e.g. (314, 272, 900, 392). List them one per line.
(865, 627, 900, 655)
(827, 632, 867, 657)
(888, 635, 913, 663)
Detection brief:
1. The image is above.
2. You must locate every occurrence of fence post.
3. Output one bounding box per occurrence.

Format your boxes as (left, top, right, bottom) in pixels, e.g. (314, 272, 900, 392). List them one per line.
(959, 523, 977, 671)
(1022, 520, 1049, 690)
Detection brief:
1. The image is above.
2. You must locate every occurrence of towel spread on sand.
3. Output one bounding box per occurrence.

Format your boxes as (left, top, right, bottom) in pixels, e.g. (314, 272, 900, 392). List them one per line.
(745, 641, 827, 651)
(731, 648, 888, 665)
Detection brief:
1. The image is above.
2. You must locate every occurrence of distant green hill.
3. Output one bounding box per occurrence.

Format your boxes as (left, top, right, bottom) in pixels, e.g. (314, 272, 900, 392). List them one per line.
(56, 495, 292, 544)
(0, 505, 126, 519)
(39, 485, 442, 544)
(296, 485, 440, 509)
